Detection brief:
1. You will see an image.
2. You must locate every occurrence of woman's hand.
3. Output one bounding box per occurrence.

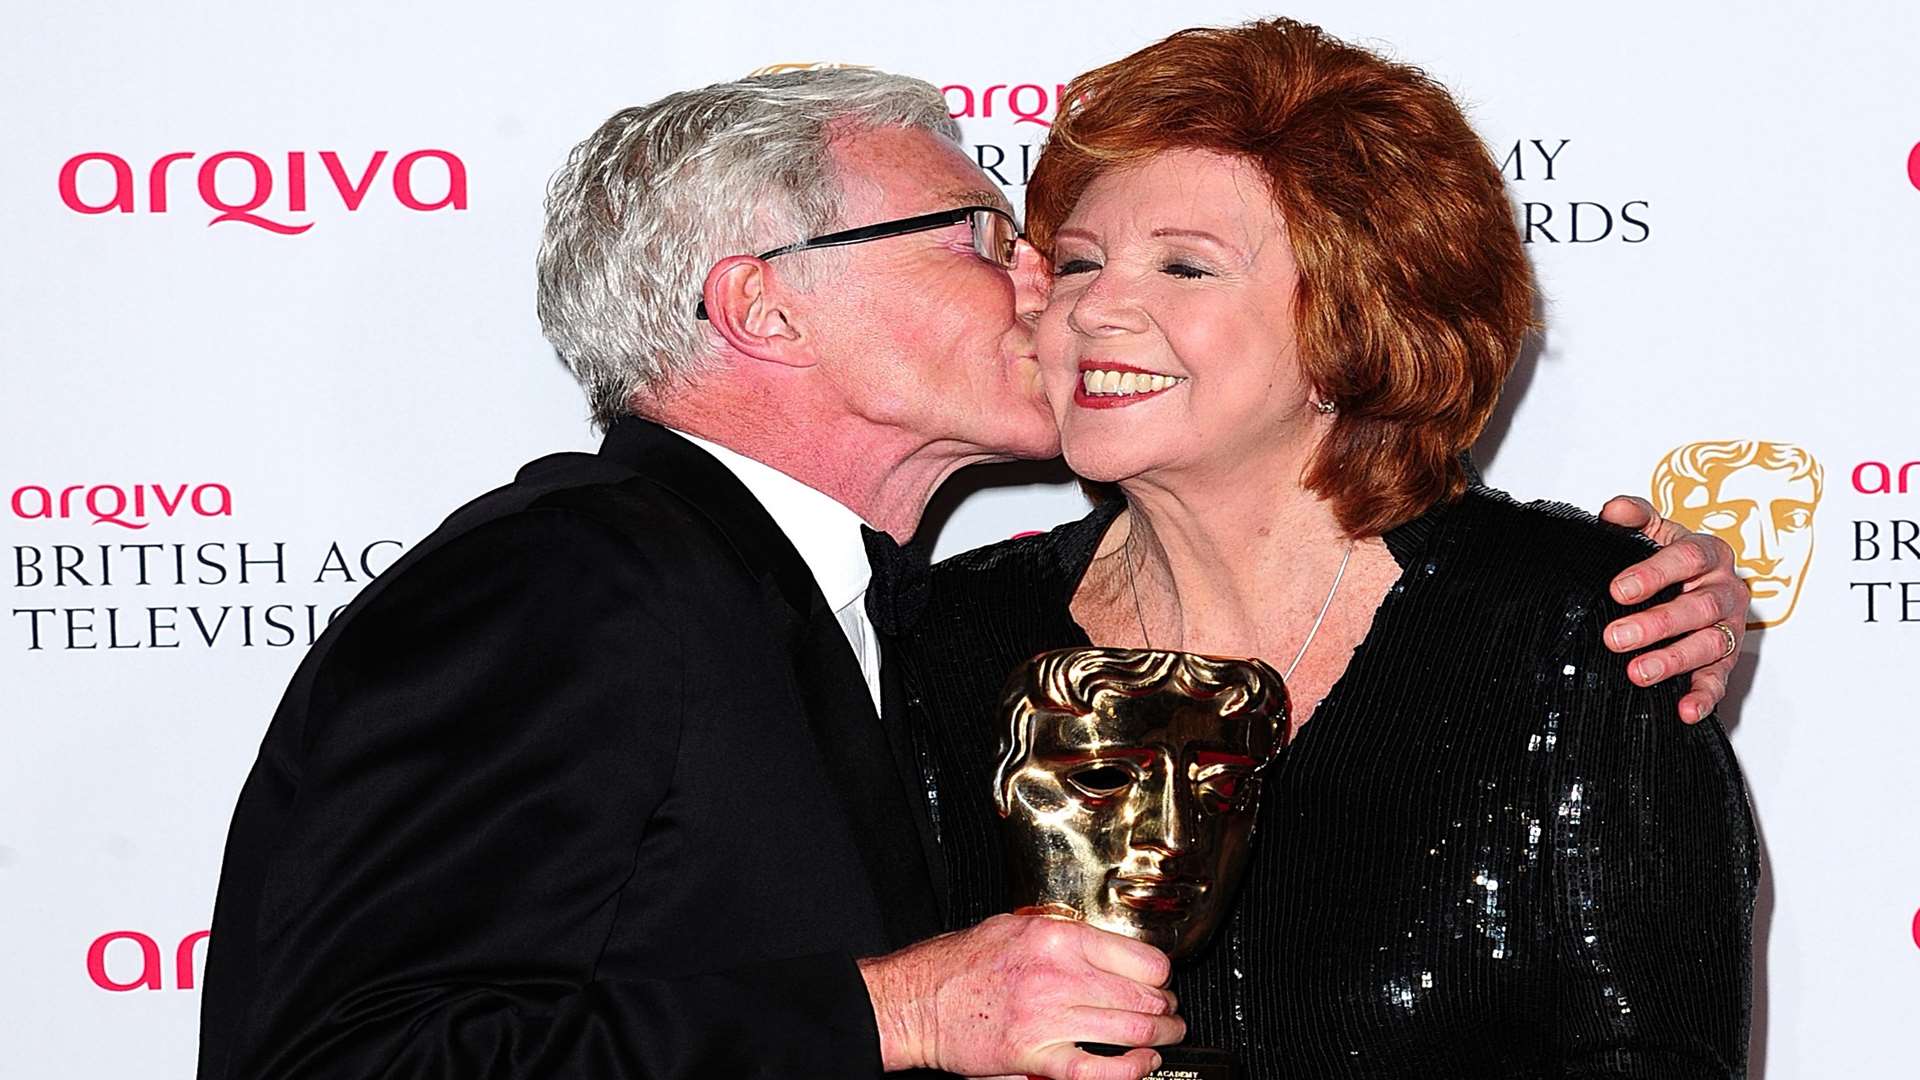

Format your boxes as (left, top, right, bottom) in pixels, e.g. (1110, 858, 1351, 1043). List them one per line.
(1597, 495, 1749, 724)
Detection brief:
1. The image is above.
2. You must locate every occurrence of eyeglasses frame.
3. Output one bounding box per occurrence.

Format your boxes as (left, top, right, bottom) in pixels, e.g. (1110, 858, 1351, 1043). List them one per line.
(694, 204, 1019, 320)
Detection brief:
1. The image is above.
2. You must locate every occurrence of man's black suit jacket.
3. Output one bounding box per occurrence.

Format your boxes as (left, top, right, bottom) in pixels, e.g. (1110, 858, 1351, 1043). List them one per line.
(197, 418, 947, 1079)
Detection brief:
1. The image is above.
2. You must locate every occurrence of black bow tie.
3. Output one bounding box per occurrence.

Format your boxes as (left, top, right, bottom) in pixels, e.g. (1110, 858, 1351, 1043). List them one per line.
(861, 526, 932, 637)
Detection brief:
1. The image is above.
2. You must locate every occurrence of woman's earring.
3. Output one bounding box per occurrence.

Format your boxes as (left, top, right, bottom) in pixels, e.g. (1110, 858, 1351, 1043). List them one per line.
(1312, 397, 1337, 415)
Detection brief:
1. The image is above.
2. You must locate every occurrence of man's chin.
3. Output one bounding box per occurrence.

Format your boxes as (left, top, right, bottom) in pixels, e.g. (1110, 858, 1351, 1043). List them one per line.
(1020, 432, 1064, 461)
(1007, 407, 1064, 461)
(954, 422, 1059, 463)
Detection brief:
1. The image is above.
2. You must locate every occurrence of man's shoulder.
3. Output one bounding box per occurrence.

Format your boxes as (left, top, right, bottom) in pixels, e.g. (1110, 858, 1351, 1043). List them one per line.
(412, 449, 734, 576)
(316, 449, 759, 654)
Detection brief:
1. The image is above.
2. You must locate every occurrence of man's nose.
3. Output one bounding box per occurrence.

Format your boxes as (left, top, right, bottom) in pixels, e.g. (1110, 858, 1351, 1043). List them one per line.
(1011, 238, 1049, 327)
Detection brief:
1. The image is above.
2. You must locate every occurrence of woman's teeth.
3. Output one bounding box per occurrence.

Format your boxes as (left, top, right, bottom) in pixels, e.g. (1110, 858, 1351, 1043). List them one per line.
(1080, 369, 1184, 396)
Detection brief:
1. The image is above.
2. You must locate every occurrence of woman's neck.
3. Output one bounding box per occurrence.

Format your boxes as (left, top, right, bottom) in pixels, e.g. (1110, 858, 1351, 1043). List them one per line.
(1099, 452, 1354, 657)
(1072, 457, 1403, 731)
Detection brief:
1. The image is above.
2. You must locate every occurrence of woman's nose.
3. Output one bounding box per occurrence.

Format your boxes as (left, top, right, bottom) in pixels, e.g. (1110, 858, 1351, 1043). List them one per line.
(1066, 266, 1150, 338)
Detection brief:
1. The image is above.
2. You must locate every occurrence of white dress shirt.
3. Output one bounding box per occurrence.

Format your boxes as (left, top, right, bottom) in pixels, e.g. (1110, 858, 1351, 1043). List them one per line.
(668, 429, 883, 715)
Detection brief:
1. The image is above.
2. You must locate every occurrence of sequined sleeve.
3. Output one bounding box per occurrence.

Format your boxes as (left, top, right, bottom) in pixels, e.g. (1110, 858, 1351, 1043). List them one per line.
(1540, 591, 1759, 1077)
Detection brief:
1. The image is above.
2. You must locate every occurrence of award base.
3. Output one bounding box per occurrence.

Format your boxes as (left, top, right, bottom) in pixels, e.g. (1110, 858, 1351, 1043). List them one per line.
(1082, 1042, 1237, 1080)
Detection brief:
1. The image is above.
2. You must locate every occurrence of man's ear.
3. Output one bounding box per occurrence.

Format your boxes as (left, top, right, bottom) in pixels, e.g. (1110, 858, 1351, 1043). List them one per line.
(700, 256, 815, 368)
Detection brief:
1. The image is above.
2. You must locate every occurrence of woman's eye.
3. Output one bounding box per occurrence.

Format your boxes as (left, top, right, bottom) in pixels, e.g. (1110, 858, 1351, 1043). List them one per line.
(1066, 764, 1133, 798)
(1163, 262, 1209, 279)
(1055, 258, 1101, 276)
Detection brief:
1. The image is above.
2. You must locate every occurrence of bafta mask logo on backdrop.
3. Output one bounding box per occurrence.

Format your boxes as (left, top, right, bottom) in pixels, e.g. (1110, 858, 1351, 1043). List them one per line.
(1651, 440, 1824, 628)
(747, 61, 872, 77)
(58, 150, 467, 235)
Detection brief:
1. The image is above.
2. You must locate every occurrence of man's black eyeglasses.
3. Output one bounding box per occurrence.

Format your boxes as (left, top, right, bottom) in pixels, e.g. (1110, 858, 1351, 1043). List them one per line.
(695, 205, 1018, 319)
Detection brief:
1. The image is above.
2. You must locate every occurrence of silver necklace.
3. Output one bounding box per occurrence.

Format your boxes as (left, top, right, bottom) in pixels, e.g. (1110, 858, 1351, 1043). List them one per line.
(1124, 522, 1154, 649)
(1124, 518, 1355, 680)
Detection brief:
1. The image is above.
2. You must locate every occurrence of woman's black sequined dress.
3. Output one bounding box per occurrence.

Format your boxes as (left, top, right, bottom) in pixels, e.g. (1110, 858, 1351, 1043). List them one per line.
(895, 488, 1757, 1078)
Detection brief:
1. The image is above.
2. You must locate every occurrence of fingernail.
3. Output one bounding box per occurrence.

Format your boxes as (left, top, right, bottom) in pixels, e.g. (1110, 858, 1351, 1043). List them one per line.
(1637, 657, 1666, 682)
(1609, 623, 1643, 649)
(1615, 573, 1644, 601)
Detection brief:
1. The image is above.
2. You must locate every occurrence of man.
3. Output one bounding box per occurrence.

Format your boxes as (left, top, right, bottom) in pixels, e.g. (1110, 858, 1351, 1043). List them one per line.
(198, 68, 1747, 1080)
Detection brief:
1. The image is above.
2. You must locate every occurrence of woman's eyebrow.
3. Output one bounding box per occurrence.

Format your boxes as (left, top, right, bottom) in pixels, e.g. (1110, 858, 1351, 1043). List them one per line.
(1151, 227, 1233, 247)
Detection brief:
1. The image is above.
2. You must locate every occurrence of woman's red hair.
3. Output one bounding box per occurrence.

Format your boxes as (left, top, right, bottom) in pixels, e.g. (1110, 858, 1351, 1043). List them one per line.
(1027, 19, 1537, 536)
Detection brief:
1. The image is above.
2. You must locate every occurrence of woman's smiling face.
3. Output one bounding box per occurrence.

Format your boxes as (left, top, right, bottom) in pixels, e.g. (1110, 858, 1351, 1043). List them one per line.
(1032, 148, 1316, 485)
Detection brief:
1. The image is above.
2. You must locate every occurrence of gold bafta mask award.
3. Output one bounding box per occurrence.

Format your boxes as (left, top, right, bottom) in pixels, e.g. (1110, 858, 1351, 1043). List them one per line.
(994, 647, 1289, 1080)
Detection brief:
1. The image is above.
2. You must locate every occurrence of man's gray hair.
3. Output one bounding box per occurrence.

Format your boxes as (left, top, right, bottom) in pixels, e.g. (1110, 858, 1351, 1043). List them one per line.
(536, 68, 961, 429)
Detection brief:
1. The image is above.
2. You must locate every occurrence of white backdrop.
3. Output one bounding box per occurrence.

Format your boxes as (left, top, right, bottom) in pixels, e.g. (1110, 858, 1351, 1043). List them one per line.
(5, 2, 1917, 1075)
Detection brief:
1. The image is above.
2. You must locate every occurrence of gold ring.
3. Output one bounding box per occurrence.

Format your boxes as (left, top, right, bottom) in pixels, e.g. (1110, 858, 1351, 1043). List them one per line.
(1712, 621, 1738, 661)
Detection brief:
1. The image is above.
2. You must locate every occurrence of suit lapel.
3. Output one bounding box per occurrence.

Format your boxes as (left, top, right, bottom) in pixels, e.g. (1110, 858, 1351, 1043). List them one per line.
(790, 600, 944, 945)
(596, 418, 944, 946)
(877, 639, 950, 928)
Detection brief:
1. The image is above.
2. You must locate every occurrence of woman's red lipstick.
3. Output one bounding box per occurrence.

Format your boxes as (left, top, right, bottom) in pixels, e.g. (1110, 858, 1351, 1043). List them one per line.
(1074, 360, 1184, 409)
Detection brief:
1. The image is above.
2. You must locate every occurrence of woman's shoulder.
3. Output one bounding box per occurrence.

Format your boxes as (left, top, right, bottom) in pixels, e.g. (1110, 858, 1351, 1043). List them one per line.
(1434, 486, 1664, 607)
(905, 500, 1117, 662)
(927, 498, 1119, 594)
(897, 503, 1114, 680)
(1425, 490, 1746, 769)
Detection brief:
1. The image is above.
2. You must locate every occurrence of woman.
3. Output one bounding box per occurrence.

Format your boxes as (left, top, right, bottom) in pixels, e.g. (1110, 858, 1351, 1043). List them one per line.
(899, 18, 1756, 1078)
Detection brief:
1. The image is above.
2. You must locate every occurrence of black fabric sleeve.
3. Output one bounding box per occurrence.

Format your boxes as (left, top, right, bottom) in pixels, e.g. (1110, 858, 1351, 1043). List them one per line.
(1541, 589, 1759, 1078)
(212, 508, 882, 1079)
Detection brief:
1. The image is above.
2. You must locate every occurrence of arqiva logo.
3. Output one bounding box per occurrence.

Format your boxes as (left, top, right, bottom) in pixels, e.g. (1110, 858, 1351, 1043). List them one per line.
(1908, 141, 1920, 191)
(940, 82, 1070, 128)
(10, 483, 232, 530)
(87, 930, 210, 991)
(747, 64, 1068, 129)
(58, 149, 467, 234)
